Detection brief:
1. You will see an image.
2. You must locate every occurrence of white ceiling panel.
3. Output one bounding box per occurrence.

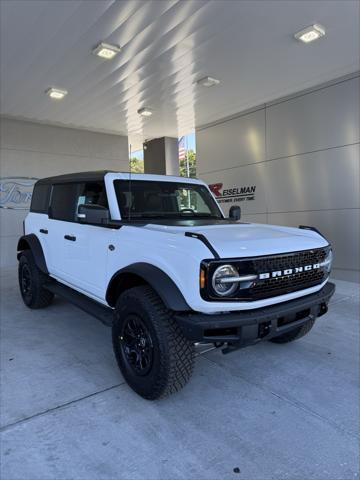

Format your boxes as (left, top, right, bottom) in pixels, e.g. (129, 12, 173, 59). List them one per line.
(1, 0, 359, 150)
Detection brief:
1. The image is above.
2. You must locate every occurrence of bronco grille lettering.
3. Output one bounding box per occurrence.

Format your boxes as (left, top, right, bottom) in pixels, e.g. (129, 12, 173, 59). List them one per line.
(259, 263, 321, 280)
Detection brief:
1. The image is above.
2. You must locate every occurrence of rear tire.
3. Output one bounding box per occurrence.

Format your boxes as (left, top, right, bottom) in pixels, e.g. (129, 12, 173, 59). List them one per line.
(112, 285, 195, 400)
(18, 250, 54, 309)
(270, 318, 316, 344)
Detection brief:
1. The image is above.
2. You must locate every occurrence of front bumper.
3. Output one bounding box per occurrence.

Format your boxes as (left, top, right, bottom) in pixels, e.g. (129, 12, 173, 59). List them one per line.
(175, 282, 335, 348)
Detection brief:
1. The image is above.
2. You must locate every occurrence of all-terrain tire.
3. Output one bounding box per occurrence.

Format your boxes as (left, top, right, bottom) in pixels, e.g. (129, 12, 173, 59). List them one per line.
(270, 318, 316, 344)
(18, 250, 54, 309)
(112, 285, 195, 400)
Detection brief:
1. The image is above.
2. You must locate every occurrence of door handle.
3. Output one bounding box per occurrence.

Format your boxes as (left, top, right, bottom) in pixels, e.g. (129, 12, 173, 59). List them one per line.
(39, 229, 48, 234)
(64, 234, 76, 241)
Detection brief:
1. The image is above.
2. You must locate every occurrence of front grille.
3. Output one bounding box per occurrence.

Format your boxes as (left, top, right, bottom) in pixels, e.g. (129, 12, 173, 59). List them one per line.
(251, 268, 325, 297)
(248, 248, 327, 300)
(202, 247, 329, 301)
(251, 249, 327, 272)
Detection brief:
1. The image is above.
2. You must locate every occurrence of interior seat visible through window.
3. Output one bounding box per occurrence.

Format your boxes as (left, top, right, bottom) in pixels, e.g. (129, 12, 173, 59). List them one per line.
(145, 193, 162, 213)
(75, 182, 108, 221)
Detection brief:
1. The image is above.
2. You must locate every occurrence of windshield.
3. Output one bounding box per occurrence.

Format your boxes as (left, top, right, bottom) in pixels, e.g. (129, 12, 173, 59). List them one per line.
(114, 180, 223, 220)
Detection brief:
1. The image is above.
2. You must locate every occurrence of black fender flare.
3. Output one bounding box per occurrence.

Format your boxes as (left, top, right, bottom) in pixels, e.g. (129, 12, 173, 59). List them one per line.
(106, 263, 191, 312)
(17, 234, 49, 274)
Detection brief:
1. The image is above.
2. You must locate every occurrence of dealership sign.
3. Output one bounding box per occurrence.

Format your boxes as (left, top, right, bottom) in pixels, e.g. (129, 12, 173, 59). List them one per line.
(209, 183, 256, 204)
(0, 177, 38, 209)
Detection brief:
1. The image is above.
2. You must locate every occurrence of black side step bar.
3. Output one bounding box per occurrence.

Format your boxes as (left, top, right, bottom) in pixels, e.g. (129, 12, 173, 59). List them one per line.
(44, 281, 114, 327)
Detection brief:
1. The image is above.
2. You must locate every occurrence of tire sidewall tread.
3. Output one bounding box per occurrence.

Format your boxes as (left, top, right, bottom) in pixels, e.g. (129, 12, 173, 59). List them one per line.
(112, 285, 194, 400)
(18, 250, 53, 309)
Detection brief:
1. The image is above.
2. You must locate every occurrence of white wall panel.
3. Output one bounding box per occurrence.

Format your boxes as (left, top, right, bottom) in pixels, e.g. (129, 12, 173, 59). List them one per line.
(0, 118, 128, 268)
(197, 108, 265, 173)
(264, 144, 360, 212)
(0, 208, 26, 238)
(1, 119, 129, 161)
(241, 213, 268, 224)
(0, 236, 19, 271)
(266, 77, 360, 160)
(0, 148, 129, 178)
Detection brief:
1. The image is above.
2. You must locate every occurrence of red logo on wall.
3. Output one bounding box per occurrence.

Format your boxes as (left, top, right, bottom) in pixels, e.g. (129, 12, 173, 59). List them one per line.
(208, 182, 256, 204)
(208, 183, 223, 197)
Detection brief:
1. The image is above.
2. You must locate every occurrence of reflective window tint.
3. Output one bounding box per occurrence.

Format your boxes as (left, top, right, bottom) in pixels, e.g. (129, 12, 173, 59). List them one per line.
(30, 184, 51, 213)
(49, 183, 79, 221)
(49, 181, 107, 222)
(114, 180, 222, 220)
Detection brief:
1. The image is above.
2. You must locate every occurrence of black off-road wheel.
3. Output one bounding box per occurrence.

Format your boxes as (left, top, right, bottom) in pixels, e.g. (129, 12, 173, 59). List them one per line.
(112, 285, 195, 400)
(18, 250, 54, 309)
(270, 318, 316, 344)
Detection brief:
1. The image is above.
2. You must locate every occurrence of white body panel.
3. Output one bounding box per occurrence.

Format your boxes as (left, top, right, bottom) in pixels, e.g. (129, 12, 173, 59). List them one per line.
(25, 173, 330, 314)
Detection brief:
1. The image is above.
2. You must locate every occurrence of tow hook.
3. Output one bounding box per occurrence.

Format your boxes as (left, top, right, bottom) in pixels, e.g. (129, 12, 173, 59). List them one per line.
(319, 302, 328, 317)
(258, 321, 272, 339)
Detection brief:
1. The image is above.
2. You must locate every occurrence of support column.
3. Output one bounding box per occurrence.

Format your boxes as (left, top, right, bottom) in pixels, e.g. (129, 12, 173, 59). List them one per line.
(143, 137, 179, 175)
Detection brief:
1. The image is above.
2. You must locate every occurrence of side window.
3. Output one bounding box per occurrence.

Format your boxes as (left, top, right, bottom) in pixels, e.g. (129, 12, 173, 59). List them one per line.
(49, 183, 79, 221)
(50, 181, 108, 222)
(76, 182, 108, 214)
(30, 184, 51, 213)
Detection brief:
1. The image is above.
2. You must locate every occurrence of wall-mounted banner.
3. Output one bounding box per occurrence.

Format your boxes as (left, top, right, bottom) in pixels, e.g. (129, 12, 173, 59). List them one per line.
(0, 177, 38, 210)
(209, 183, 256, 204)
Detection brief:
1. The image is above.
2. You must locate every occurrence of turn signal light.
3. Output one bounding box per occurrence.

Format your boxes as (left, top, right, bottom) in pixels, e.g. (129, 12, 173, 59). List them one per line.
(200, 268, 206, 289)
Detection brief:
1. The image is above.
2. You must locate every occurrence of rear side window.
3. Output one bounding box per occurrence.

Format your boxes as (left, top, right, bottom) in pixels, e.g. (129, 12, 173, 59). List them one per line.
(49, 181, 107, 222)
(49, 183, 79, 221)
(30, 184, 51, 213)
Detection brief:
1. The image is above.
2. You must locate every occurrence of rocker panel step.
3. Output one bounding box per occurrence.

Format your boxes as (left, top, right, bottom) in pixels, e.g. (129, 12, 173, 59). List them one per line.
(44, 281, 114, 326)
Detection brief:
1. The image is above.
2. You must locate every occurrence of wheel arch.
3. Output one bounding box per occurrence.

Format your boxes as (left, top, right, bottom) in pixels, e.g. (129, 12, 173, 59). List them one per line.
(106, 263, 191, 312)
(17, 234, 48, 274)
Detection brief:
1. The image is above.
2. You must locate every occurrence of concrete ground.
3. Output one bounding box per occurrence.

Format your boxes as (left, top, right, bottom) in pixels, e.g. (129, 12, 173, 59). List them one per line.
(0, 267, 359, 480)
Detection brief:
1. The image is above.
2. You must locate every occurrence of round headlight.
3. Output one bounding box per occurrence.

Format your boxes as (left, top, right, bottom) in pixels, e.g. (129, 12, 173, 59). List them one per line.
(323, 248, 333, 273)
(212, 264, 239, 297)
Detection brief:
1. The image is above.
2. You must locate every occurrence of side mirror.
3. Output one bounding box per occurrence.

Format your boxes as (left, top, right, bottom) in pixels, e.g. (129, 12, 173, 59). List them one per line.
(78, 204, 109, 225)
(229, 205, 241, 221)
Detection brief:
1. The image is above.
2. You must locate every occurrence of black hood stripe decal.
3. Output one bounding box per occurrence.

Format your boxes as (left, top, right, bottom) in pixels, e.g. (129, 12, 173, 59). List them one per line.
(185, 231, 220, 259)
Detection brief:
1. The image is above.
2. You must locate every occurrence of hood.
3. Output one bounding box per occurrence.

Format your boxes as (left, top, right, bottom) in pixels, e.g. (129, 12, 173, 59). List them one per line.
(142, 222, 329, 258)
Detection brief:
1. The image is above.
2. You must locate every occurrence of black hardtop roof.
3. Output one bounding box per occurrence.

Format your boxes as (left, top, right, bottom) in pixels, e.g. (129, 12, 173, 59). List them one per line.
(37, 170, 118, 185)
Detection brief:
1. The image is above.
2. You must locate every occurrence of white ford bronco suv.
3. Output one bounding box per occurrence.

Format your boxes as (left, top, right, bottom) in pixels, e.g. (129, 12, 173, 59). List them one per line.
(18, 170, 335, 399)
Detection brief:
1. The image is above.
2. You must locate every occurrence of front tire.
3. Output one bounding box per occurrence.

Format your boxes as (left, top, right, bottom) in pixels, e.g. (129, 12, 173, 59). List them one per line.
(18, 250, 54, 309)
(112, 285, 195, 400)
(270, 318, 316, 344)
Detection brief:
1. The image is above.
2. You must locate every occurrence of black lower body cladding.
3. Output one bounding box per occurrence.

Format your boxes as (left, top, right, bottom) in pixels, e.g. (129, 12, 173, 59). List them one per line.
(174, 282, 335, 348)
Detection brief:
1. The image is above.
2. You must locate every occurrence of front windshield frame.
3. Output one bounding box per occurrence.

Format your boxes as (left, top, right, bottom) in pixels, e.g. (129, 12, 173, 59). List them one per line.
(114, 179, 224, 221)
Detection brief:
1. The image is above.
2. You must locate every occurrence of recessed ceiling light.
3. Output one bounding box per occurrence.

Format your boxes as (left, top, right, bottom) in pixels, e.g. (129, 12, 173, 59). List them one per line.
(46, 87, 68, 100)
(294, 24, 325, 44)
(197, 76, 220, 87)
(92, 42, 121, 59)
(137, 107, 153, 117)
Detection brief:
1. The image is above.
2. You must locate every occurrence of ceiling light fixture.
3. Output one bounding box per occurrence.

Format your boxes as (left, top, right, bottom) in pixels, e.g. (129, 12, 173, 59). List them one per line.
(92, 42, 121, 59)
(197, 76, 220, 87)
(137, 107, 153, 117)
(46, 87, 68, 100)
(294, 24, 325, 44)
